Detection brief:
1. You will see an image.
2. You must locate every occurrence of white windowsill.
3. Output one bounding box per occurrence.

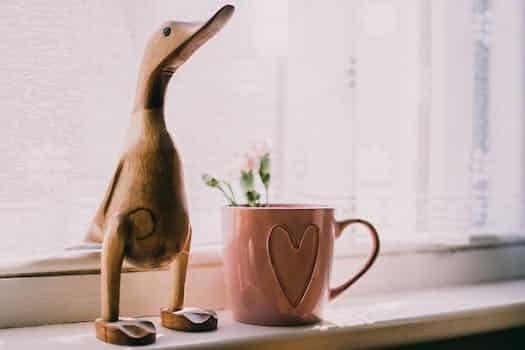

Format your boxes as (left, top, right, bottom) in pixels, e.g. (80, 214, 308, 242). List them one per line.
(0, 238, 524, 328)
(1, 280, 524, 349)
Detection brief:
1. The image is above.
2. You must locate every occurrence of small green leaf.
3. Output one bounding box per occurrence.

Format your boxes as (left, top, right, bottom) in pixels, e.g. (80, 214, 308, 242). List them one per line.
(240, 171, 261, 206)
(261, 173, 270, 185)
(259, 154, 270, 174)
(201, 174, 219, 187)
(258, 154, 271, 189)
(240, 171, 255, 191)
(202, 174, 238, 205)
(246, 190, 260, 203)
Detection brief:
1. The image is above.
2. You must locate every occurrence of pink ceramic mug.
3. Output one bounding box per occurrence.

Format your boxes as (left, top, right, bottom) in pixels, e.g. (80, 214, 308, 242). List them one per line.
(222, 204, 380, 326)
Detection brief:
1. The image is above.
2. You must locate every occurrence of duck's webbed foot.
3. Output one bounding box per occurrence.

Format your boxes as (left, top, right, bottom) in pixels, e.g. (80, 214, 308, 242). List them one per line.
(95, 318, 156, 346)
(161, 308, 218, 332)
(96, 214, 157, 345)
(161, 227, 218, 332)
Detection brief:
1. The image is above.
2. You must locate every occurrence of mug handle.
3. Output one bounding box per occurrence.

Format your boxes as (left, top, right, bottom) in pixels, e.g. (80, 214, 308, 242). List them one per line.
(328, 219, 380, 301)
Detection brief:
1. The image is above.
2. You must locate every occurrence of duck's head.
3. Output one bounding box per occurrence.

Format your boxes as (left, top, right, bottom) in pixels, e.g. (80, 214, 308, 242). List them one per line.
(135, 5, 234, 110)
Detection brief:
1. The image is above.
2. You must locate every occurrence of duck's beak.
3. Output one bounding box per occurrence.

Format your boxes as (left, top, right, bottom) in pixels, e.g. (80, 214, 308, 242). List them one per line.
(161, 4, 234, 73)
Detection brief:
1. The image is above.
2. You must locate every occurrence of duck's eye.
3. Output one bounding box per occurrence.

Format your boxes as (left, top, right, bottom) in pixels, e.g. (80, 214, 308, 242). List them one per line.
(163, 27, 171, 37)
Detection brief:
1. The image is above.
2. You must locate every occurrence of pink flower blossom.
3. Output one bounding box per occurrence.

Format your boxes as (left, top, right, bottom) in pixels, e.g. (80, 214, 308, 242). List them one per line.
(240, 152, 260, 173)
(253, 140, 271, 158)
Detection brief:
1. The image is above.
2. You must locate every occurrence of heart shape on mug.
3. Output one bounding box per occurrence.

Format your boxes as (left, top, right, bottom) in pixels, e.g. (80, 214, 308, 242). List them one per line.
(268, 224, 319, 308)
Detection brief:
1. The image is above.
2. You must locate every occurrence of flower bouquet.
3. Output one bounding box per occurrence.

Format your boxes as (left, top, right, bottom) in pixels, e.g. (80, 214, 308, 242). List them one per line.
(202, 142, 271, 207)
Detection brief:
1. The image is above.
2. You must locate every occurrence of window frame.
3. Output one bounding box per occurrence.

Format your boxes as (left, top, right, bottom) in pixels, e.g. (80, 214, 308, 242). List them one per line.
(1, 0, 525, 329)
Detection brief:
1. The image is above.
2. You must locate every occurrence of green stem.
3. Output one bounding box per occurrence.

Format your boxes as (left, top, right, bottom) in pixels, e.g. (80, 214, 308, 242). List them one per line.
(217, 185, 236, 206)
(222, 181, 237, 204)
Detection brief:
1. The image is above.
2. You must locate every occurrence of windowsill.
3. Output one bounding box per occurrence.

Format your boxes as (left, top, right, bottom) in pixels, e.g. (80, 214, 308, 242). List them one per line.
(0, 238, 524, 328)
(1, 280, 524, 349)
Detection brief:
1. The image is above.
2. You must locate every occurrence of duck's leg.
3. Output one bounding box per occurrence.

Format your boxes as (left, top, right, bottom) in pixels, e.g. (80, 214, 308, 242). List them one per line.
(95, 215, 156, 346)
(161, 227, 218, 331)
(168, 227, 191, 311)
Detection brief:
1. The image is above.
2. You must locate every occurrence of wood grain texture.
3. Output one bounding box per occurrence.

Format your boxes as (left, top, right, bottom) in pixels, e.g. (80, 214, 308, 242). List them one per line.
(83, 4, 234, 345)
(95, 318, 156, 346)
(161, 308, 218, 332)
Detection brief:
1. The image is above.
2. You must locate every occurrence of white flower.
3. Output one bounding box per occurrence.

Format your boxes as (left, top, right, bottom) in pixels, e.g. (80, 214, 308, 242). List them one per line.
(240, 152, 260, 173)
(253, 140, 271, 158)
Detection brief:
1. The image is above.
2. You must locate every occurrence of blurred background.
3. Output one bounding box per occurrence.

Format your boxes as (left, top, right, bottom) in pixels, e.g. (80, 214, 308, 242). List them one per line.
(0, 0, 523, 258)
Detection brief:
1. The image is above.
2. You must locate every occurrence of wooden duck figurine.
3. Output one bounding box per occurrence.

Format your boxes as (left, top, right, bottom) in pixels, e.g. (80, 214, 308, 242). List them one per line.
(83, 5, 234, 346)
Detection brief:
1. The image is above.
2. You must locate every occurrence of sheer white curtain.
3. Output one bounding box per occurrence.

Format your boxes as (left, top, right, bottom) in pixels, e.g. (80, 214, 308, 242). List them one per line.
(0, 0, 523, 259)
(284, 0, 525, 247)
(0, 0, 284, 258)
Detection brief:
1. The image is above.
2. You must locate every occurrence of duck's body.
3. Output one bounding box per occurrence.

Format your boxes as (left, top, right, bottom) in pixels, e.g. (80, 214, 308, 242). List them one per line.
(87, 108, 189, 268)
(84, 5, 234, 346)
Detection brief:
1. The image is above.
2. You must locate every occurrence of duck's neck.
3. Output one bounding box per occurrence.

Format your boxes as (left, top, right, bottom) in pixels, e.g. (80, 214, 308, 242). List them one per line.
(124, 108, 167, 149)
(128, 68, 173, 144)
(130, 108, 166, 128)
(133, 67, 175, 112)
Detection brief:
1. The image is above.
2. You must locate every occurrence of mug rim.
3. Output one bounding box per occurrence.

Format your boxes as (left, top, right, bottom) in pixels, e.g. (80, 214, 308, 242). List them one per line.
(222, 203, 333, 210)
